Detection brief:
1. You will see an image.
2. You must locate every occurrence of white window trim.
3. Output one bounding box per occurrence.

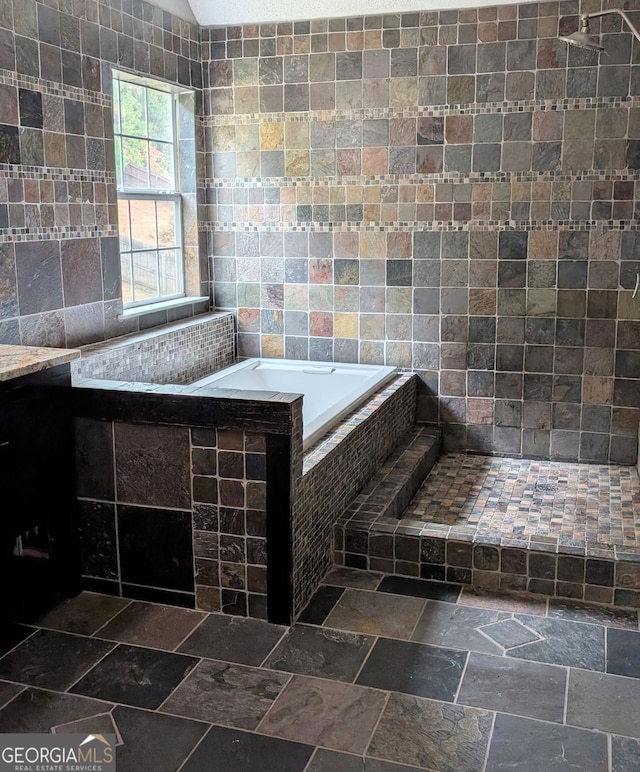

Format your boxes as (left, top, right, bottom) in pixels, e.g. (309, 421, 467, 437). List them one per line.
(113, 70, 193, 312)
(120, 294, 209, 319)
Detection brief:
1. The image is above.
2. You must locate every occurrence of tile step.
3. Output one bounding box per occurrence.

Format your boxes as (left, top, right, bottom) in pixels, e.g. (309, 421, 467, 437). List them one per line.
(343, 425, 442, 522)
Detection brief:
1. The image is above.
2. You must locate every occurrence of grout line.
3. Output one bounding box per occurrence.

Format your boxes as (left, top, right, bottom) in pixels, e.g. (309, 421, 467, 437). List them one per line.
(0, 683, 25, 712)
(154, 655, 209, 714)
(481, 711, 497, 772)
(0, 680, 118, 708)
(407, 598, 429, 641)
(474, 626, 508, 654)
(301, 746, 321, 772)
(175, 724, 213, 772)
(171, 610, 211, 653)
(491, 708, 618, 737)
(453, 651, 471, 705)
(315, 617, 436, 648)
(562, 664, 571, 725)
(62, 639, 120, 695)
(361, 690, 391, 759)
(364, 751, 439, 772)
(252, 672, 295, 734)
(0, 627, 40, 661)
(258, 627, 290, 669)
(90, 599, 135, 637)
(351, 634, 379, 685)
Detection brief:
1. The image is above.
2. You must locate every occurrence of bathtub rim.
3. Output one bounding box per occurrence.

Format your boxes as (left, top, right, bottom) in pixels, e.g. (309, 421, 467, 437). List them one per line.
(190, 357, 398, 451)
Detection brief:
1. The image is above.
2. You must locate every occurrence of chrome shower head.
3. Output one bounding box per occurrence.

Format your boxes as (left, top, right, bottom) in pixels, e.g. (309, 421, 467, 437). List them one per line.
(559, 9, 640, 52)
(559, 15, 605, 51)
(558, 29, 605, 51)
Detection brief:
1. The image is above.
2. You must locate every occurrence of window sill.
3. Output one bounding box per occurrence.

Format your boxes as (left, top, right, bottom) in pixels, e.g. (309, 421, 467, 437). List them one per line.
(120, 296, 209, 319)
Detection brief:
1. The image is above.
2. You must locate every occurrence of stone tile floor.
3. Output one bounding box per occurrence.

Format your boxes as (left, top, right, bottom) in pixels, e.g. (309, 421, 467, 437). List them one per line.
(1, 567, 640, 770)
(404, 454, 640, 548)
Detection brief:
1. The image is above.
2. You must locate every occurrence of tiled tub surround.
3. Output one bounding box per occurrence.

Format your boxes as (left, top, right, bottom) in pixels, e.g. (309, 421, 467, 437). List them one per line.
(72, 311, 235, 385)
(0, 0, 208, 349)
(204, 0, 640, 465)
(73, 378, 301, 622)
(74, 353, 416, 623)
(293, 373, 417, 618)
(336, 451, 640, 610)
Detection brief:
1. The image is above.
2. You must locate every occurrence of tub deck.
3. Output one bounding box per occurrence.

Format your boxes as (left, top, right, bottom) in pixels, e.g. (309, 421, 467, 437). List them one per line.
(190, 358, 397, 450)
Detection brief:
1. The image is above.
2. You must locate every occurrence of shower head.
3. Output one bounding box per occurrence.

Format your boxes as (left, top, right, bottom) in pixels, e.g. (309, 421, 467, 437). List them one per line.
(559, 10, 640, 53)
(559, 28, 605, 51)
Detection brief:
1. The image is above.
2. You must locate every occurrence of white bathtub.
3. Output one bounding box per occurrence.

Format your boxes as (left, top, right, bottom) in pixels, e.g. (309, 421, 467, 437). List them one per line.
(190, 358, 397, 449)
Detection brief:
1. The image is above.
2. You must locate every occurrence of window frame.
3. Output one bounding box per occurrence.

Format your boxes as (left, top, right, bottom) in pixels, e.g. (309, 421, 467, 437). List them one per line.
(113, 71, 187, 311)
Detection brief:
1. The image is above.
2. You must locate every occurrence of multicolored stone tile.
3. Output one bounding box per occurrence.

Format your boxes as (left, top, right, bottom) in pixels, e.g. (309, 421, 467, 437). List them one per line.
(258, 675, 386, 753)
(404, 454, 640, 549)
(368, 693, 492, 770)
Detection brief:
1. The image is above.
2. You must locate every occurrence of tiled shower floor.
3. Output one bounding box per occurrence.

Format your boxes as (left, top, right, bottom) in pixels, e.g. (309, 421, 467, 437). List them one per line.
(404, 454, 640, 549)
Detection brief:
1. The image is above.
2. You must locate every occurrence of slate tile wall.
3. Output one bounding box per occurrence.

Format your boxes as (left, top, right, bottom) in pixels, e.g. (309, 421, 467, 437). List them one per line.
(203, 0, 640, 464)
(76, 417, 269, 617)
(0, 0, 207, 348)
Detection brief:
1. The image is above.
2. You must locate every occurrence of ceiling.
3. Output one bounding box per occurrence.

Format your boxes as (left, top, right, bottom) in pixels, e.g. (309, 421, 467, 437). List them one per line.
(153, 0, 533, 28)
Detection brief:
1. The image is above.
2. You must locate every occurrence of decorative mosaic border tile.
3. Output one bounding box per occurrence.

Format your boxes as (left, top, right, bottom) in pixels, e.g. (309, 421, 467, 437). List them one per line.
(205, 96, 640, 127)
(203, 221, 640, 233)
(0, 226, 118, 243)
(0, 168, 115, 182)
(0, 71, 112, 107)
(204, 172, 640, 188)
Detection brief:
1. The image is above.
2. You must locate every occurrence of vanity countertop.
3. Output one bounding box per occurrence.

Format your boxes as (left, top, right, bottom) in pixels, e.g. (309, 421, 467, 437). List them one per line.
(0, 344, 81, 382)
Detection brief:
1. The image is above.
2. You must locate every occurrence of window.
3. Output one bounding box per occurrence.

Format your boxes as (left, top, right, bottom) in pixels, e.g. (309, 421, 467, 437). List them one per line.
(113, 72, 189, 309)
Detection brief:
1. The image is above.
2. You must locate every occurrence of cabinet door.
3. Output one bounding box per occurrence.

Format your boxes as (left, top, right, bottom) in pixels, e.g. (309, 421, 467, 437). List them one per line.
(0, 410, 10, 513)
(1, 371, 80, 597)
(2, 383, 73, 534)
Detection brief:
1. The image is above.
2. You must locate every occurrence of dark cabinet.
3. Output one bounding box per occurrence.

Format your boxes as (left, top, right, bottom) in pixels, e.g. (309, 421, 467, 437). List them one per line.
(1, 364, 80, 618)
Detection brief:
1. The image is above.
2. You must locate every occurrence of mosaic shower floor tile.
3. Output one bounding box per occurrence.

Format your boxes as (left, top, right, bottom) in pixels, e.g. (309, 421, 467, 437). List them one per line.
(404, 454, 640, 549)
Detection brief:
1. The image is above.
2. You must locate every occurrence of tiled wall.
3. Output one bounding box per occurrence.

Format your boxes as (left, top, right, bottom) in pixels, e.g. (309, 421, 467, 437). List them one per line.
(0, 0, 207, 348)
(203, 0, 640, 464)
(72, 311, 235, 384)
(76, 416, 269, 616)
(292, 373, 417, 617)
(337, 518, 640, 609)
